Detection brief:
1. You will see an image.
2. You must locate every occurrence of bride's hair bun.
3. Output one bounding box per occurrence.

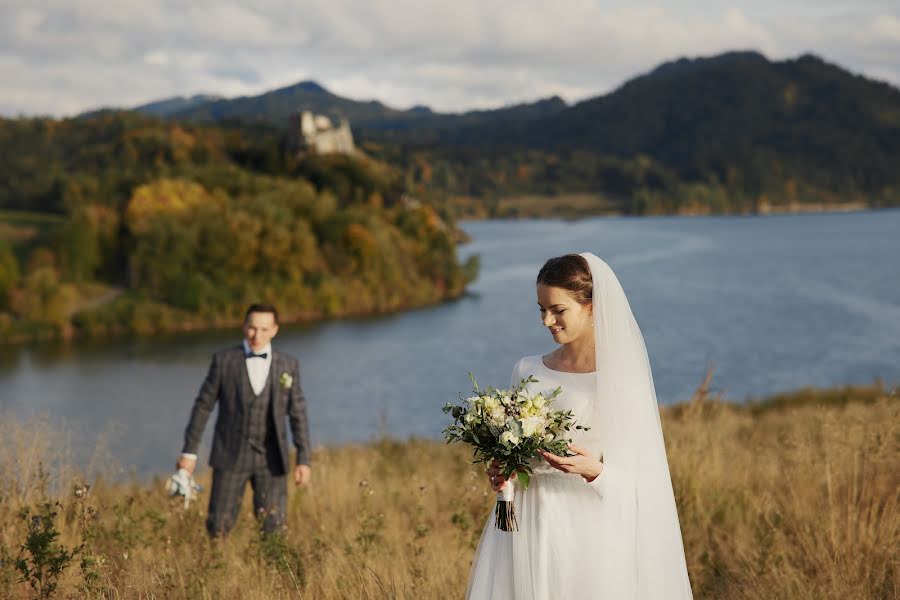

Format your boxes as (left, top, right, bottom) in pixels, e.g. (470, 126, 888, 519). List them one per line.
(536, 254, 592, 305)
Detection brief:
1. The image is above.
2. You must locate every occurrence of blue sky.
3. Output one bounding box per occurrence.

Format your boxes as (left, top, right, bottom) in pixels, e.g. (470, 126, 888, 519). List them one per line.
(1, 0, 898, 117)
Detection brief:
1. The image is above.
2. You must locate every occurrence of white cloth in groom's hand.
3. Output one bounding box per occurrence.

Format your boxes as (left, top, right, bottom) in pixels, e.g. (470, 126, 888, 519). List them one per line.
(165, 467, 202, 509)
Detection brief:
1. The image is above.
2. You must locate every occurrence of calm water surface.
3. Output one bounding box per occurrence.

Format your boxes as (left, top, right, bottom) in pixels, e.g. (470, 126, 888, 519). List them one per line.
(1, 210, 898, 477)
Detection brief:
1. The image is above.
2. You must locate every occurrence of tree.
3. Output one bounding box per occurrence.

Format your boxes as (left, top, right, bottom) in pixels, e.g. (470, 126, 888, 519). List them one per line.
(0, 241, 19, 309)
(56, 208, 101, 282)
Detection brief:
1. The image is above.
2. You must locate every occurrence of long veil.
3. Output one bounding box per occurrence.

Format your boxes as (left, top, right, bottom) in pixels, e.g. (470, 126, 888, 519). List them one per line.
(580, 252, 693, 599)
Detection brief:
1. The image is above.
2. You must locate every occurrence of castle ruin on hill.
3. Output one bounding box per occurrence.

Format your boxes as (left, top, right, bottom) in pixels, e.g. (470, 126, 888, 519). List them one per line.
(288, 110, 356, 156)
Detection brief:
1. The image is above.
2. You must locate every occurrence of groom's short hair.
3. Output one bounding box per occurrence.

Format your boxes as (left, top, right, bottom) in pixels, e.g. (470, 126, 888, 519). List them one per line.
(245, 303, 279, 325)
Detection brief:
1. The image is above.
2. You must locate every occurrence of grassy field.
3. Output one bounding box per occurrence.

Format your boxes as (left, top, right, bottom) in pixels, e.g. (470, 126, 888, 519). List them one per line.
(0, 384, 897, 599)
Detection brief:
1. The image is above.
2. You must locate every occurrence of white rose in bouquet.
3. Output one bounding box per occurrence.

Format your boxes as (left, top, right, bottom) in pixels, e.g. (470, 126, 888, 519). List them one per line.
(500, 431, 520, 446)
(521, 415, 546, 438)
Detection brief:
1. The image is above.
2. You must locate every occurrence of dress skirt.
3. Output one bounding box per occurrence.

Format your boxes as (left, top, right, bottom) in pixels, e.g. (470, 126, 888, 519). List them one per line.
(466, 471, 606, 600)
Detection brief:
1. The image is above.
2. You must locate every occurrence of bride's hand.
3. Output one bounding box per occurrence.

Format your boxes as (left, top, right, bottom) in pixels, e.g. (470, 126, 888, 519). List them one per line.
(486, 460, 509, 492)
(539, 444, 603, 482)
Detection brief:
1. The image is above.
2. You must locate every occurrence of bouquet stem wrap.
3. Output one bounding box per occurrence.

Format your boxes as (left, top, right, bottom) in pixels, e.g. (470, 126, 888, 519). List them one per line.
(494, 479, 518, 532)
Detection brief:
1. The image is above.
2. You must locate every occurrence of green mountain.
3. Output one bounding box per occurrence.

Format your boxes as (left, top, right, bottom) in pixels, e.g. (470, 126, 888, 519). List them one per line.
(369, 52, 900, 213)
(438, 52, 900, 181)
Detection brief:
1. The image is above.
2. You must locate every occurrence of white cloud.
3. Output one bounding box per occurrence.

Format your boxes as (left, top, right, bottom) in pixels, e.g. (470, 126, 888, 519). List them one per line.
(0, 0, 897, 117)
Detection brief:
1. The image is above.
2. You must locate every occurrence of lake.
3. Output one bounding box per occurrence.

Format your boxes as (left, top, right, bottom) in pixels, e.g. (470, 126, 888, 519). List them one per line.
(1, 210, 898, 477)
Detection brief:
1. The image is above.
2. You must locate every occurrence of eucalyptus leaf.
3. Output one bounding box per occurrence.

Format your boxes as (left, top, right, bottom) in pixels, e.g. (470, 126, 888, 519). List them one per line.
(517, 471, 531, 489)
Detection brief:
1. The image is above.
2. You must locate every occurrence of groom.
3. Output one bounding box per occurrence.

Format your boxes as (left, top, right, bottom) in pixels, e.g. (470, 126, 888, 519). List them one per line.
(176, 303, 312, 537)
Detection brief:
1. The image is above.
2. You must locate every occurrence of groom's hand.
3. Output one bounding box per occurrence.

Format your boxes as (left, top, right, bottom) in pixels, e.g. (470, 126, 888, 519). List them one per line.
(176, 455, 197, 474)
(294, 464, 311, 486)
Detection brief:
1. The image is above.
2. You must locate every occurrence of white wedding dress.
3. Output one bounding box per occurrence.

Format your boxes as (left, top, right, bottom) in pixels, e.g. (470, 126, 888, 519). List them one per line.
(466, 253, 693, 600)
(466, 355, 610, 600)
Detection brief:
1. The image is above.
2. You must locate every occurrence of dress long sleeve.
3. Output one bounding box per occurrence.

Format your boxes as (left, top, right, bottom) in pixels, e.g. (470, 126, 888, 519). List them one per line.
(584, 464, 610, 498)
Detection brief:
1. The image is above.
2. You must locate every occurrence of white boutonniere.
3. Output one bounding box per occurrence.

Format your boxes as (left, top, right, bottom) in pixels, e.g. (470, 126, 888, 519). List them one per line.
(280, 372, 293, 389)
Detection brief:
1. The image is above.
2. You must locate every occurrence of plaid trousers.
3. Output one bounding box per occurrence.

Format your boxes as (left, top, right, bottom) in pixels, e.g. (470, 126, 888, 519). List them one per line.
(206, 452, 287, 537)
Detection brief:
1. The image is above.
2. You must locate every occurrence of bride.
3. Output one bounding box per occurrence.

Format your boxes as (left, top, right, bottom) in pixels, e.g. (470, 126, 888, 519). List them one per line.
(466, 253, 693, 599)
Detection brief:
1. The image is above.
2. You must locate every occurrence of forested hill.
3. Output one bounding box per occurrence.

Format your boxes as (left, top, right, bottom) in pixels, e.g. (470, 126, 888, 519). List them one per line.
(130, 51, 900, 215)
(0, 113, 477, 342)
(420, 52, 900, 183)
(370, 52, 900, 215)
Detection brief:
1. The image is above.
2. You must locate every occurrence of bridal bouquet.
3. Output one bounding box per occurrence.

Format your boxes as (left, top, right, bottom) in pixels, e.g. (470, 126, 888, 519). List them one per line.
(443, 374, 586, 531)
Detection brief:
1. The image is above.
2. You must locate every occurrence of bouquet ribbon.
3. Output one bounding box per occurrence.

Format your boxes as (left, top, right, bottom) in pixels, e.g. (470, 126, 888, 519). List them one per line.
(495, 476, 518, 532)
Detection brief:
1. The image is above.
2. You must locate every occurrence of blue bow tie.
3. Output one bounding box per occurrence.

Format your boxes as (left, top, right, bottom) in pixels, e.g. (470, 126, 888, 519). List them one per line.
(246, 352, 268, 359)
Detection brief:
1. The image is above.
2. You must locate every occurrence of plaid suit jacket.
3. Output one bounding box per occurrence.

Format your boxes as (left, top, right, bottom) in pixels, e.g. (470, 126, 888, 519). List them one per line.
(182, 345, 311, 475)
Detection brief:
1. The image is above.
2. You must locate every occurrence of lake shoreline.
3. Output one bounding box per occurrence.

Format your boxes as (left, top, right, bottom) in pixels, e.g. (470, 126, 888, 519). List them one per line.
(2, 203, 889, 347)
(456, 198, 875, 221)
(0, 284, 473, 347)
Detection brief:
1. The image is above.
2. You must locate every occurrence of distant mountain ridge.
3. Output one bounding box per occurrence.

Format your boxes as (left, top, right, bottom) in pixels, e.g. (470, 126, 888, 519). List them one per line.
(644, 50, 770, 80)
(389, 51, 900, 203)
(95, 50, 899, 210)
(128, 79, 570, 132)
(130, 51, 899, 154)
(134, 94, 224, 117)
(158, 80, 400, 125)
(435, 51, 900, 145)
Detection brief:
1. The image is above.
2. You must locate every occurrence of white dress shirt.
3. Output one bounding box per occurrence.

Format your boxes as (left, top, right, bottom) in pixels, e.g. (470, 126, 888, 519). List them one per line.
(242, 339, 273, 395)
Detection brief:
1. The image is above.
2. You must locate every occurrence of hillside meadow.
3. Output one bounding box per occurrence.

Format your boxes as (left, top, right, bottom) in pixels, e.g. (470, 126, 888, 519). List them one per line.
(0, 384, 897, 599)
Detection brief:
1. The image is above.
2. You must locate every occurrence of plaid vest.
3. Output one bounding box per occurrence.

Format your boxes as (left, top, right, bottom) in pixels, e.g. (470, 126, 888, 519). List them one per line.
(243, 369, 274, 457)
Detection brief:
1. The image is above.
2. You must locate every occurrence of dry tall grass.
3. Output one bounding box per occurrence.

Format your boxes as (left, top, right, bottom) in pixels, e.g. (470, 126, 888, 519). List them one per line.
(1, 384, 897, 599)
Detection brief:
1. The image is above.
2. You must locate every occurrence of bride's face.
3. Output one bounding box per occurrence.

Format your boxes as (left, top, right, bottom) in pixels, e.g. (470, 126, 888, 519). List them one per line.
(536, 284, 593, 345)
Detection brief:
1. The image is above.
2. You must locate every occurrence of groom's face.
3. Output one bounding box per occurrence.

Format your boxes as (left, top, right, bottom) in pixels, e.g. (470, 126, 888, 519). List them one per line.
(243, 311, 279, 351)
